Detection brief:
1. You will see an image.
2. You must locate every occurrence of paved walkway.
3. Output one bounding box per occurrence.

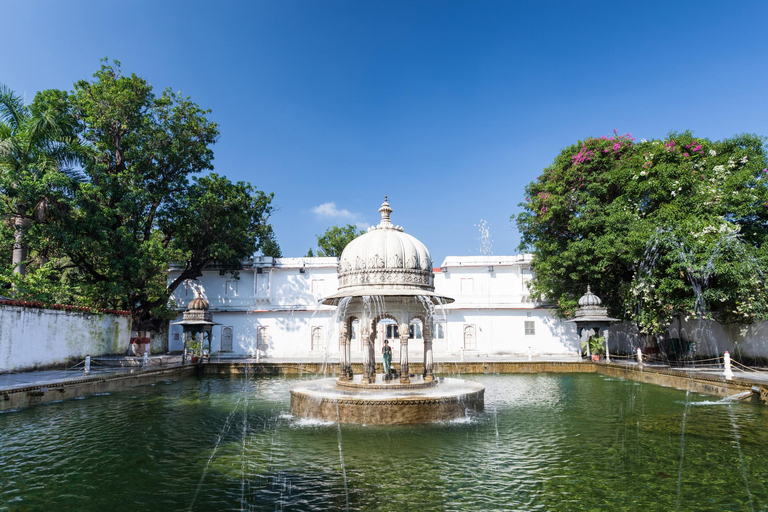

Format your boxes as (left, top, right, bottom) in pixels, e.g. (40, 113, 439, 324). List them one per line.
(3, 353, 768, 392)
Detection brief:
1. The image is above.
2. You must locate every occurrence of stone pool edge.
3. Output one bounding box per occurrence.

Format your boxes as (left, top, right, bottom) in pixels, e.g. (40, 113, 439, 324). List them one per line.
(1, 365, 194, 411)
(3, 361, 766, 412)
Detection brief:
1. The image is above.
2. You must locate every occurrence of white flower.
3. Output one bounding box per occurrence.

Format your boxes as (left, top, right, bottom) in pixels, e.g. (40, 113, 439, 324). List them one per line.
(709, 150, 717, 156)
(641, 138, 648, 143)
(640, 171, 647, 176)
(713, 165, 725, 172)
(740, 156, 749, 164)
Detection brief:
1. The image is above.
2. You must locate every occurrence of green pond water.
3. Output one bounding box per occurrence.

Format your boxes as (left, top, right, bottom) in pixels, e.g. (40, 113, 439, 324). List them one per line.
(1, 373, 767, 511)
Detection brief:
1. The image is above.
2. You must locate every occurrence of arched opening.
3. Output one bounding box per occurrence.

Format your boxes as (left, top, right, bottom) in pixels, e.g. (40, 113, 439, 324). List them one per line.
(464, 324, 476, 350)
(311, 326, 323, 352)
(220, 326, 233, 352)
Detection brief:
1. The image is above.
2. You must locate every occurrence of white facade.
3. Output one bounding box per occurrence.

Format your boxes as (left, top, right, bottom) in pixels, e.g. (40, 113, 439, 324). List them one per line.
(167, 255, 580, 359)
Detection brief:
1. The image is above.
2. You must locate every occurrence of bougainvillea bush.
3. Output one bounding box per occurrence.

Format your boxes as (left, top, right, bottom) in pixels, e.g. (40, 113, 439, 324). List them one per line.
(516, 130, 768, 334)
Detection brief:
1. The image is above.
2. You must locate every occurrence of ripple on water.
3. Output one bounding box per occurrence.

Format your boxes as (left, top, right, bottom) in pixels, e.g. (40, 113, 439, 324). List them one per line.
(0, 373, 766, 511)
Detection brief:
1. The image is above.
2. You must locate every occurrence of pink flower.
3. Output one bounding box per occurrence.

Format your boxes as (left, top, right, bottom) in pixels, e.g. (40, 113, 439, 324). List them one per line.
(683, 152, 689, 157)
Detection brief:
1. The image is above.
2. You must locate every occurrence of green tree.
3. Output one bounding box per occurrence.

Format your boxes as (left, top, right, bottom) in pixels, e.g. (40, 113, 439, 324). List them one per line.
(31, 60, 278, 325)
(0, 85, 84, 276)
(315, 224, 363, 257)
(516, 131, 768, 334)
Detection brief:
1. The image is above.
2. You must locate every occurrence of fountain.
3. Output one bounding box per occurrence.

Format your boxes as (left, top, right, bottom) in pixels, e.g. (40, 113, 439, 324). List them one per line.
(290, 197, 485, 424)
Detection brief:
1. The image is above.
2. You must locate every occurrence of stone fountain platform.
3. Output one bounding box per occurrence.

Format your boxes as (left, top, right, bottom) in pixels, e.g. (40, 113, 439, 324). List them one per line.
(290, 375, 485, 425)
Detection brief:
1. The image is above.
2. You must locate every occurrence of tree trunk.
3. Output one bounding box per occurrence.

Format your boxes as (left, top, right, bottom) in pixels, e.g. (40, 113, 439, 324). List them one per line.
(12, 215, 30, 276)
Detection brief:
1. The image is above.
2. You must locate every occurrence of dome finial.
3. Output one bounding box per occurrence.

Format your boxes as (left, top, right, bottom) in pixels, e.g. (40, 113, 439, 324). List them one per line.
(378, 196, 393, 227)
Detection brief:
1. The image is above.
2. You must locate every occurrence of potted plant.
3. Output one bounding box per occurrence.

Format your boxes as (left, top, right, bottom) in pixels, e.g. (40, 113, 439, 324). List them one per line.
(187, 333, 202, 364)
(581, 335, 605, 361)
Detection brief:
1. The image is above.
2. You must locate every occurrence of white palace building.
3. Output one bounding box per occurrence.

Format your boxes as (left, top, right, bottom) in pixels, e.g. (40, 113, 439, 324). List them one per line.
(167, 202, 580, 360)
(168, 254, 579, 360)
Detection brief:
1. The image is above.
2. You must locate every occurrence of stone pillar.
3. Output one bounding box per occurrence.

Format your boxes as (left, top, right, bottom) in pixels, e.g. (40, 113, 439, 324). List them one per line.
(339, 321, 350, 380)
(361, 323, 374, 384)
(346, 323, 353, 379)
(182, 330, 189, 365)
(399, 323, 410, 384)
(369, 329, 377, 380)
(423, 325, 434, 382)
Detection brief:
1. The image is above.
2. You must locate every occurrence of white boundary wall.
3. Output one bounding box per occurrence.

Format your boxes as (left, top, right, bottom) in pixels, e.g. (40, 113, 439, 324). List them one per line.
(0, 306, 132, 373)
(608, 318, 768, 359)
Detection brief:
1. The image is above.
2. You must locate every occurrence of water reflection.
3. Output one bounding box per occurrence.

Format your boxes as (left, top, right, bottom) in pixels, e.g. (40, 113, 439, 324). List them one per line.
(0, 374, 766, 511)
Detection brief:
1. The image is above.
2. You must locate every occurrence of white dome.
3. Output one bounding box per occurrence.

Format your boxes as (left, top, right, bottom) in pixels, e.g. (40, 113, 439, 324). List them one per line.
(578, 285, 602, 307)
(340, 227, 432, 274)
(323, 198, 452, 304)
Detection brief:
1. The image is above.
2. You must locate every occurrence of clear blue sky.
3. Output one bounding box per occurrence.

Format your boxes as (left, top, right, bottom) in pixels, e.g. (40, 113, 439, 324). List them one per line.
(2, 1, 767, 263)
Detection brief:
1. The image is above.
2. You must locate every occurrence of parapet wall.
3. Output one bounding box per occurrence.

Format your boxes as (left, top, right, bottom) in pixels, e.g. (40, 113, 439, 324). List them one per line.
(0, 305, 132, 373)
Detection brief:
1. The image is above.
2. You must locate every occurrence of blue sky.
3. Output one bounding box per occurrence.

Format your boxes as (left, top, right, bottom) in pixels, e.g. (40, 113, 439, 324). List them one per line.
(2, 1, 767, 263)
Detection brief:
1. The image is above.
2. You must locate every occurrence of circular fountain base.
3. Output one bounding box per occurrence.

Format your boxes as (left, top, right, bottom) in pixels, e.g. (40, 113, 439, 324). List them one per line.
(290, 375, 485, 425)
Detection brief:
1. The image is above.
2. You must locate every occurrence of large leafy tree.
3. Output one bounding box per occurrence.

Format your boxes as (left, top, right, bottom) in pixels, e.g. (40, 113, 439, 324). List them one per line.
(314, 224, 364, 257)
(25, 60, 279, 325)
(516, 131, 768, 334)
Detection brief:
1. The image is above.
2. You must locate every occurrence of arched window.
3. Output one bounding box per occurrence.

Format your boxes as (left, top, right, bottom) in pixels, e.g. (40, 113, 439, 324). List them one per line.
(464, 325, 476, 350)
(221, 326, 233, 352)
(257, 326, 270, 351)
(311, 326, 323, 351)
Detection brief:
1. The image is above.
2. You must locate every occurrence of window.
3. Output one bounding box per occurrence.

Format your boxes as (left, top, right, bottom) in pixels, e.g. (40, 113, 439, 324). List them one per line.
(524, 321, 535, 336)
(311, 279, 325, 296)
(221, 326, 233, 352)
(433, 322, 445, 340)
(225, 280, 238, 296)
(521, 267, 534, 290)
(311, 326, 323, 351)
(461, 278, 474, 292)
(463, 325, 476, 350)
(256, 273, 269, 296)
(386, 324, 399, 339)
(409, 323, 422, 339)
(257, 326, 270, 350)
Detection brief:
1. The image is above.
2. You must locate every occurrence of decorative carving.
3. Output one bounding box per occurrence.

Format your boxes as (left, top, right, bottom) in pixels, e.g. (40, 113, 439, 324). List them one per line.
(337, 268, 434, 290)
(371, 254, 385, 268)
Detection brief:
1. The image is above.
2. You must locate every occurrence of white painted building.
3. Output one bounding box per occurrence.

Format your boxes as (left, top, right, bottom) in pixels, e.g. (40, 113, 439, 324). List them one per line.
(167, 254, 579, 359)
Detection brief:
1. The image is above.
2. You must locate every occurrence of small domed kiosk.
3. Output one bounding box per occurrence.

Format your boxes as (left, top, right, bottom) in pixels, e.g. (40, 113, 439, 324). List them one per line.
(290, 198, 485, 424)
(566, 285, 619, 360)
(171, 293, 218, 364)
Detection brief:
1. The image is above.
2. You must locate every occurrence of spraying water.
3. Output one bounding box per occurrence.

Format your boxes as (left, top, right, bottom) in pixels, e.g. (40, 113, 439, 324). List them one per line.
(475, 219, 493, 255)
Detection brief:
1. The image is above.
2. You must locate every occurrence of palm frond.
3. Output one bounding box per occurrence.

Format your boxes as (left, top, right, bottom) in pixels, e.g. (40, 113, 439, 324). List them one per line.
(0, 84, 29, 130)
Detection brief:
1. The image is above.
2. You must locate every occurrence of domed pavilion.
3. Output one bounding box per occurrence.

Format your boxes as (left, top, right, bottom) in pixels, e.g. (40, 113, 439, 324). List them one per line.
(322, 197, 453, 384)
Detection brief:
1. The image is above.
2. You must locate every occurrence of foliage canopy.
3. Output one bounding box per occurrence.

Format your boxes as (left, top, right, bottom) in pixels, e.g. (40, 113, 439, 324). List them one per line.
(516, 131, 768, 333)
(315, 224, 364, 257)
(0, 61, 280, 325)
